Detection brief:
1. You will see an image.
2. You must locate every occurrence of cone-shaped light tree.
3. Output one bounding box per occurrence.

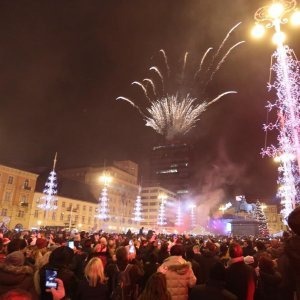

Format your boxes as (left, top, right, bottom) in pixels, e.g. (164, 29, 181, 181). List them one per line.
(255, 200, 269, 236)
(38, 153, 58, 211)
(132, 186, 143, 222)
(97, 173, 112, 220)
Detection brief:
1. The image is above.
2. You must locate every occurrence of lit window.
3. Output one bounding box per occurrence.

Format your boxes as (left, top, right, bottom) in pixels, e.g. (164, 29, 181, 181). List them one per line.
(17, 211, 24, 218)
(1, 208, 7, 216)
(52, 212, 56, 220)
(34, 210, 39, 218)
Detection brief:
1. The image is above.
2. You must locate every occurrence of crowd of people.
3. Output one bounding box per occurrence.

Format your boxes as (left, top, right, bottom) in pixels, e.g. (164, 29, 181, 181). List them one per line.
(0, 206, 299, 300)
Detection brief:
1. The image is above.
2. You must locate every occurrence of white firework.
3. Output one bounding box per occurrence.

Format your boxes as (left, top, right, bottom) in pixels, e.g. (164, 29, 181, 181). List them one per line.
(117, 23, 243, 139)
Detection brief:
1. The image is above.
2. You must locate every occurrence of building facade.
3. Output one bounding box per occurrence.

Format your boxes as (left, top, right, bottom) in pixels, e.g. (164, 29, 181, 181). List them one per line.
(28, 192, 99, 232)
(263, 204, 286, 234)
(140, 186, 177, 231)
(59, 160, 140, 232)
(0, 164, 38, 230)
(146, 142, 193, 197)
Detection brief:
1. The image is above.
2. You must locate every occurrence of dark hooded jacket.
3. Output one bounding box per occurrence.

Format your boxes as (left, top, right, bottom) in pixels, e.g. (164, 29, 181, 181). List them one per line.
(278, 235, 300, 299)
(0, 262, 37, 297)
(157, 256, 196, 300)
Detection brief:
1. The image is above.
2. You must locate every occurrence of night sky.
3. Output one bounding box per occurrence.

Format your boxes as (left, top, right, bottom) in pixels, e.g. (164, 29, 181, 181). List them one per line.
(0, 0, 299, 201)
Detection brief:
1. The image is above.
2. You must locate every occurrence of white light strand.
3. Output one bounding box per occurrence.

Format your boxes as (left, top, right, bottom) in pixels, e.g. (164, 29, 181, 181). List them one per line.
(175, 203, 182, 226)
(157, 199, 167, 226)
(132, 194, 143, 222)
(97, 186, 110, 220)
(37, 170, 58, 211)
(262, 46, 300, 223)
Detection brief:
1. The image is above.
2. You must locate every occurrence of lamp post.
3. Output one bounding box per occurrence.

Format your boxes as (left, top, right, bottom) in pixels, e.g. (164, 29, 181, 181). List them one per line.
(252, 0, 300, 222)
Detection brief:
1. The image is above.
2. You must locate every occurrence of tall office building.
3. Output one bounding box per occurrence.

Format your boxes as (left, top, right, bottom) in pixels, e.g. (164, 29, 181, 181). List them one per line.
(146, 142, 194, 197)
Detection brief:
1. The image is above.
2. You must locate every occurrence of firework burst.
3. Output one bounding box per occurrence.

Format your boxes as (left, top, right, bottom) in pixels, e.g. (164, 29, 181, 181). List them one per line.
(117, 23, 244, 139)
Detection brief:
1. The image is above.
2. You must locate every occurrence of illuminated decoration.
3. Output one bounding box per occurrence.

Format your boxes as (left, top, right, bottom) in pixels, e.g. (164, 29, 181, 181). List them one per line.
(255, 200, 269, 236)
(175, 202, 182, 226)
(38, 153, 58, 211)
(97, 173, 112, 220)
(117, 23, 244, 140)
(190, 203, 196, 228)
(253, 0, 300, 222)
(157, 194, 167, 226)
(132, 187, 143, 222)
(219, 202, 232, 212)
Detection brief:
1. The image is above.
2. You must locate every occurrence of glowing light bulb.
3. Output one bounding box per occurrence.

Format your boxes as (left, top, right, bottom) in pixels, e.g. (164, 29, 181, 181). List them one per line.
(268, 3, 284, 18)
(272, 31, 286, 45)
(252, 24, 266, 38)
(274, 156, 281, 163)
(291, 11, 300, 26)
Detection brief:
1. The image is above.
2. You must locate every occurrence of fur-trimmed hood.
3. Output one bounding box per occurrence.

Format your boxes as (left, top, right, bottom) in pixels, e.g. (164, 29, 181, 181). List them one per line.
(159, 256, 192, 275)
(0, 262, 33, 275)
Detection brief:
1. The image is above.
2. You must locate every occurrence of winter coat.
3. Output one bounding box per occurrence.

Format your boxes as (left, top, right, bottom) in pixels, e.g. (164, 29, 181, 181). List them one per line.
(190, 280, 238, 300)
(157, 255, 196, 300)
(278, 235, 300, 300)
(225, 257, 255, 300)
(74, 278, 110, 300)
(197, 250, 220, 284)
(257, 269, 282, 300)
(0, 262, 37, 298)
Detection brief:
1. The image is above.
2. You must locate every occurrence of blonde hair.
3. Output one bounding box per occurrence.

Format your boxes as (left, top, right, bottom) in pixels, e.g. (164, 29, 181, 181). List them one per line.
(85, 257, 107, 287)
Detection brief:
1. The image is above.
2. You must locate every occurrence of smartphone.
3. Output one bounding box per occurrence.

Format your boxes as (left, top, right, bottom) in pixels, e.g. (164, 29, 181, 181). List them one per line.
(129, 245, 135, 253)
(45, 268, 58, 289)
(158, 239, 161, 246)
(129, 240, 133, 246)
(68, 241, 74, 249)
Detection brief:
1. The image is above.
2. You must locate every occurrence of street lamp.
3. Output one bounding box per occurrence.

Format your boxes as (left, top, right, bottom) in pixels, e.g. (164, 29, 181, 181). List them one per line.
(252, 0, 300, 223)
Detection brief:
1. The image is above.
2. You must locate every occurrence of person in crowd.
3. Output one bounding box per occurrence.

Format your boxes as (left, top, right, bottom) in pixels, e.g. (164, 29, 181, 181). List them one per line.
(106, 246, 144, 300)
(243, 239, 256, 257)
(0, 251, 37, 298)
(75, 257, 109, 300)
(225, 242, 255, 300)
(256, 256, 282, 300)
(0, 289, 32, 300)
(139, 272, 171, 300)
(254, 241, 268, 261)
(140, 252, 160, 291)
(219, 243, 230, 267)
(278, 207, 300, 300)
(157, 242, 169, 265)
(190, 261, 237, 300)
(157, 244, 196, 300)
(39, 246, 77, 300)
(7, 238, 27, 254)
(197, 241, 220, 284)
(267, 239, 284, 260)
(185, 245, 201, 284)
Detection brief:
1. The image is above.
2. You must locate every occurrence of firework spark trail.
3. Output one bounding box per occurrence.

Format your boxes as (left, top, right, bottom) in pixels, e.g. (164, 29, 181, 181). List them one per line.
(149, 66, 164, 93)
(131, 81, 151, 102)
(206, 22, 242, 76)
(160, 49, 170, 77)
(194, 47, 213, 79)
(116, 97, 146, 117)
(209, 41, 245, 82)
(215, 22, 242, 59)
(181, 52, 189, 84)
(206, 91, 237, 107)
(143, 78, 157, 96)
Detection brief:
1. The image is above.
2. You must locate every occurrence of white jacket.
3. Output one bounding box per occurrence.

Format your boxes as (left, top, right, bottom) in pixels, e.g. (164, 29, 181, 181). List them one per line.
(158, 256, 196, 300)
